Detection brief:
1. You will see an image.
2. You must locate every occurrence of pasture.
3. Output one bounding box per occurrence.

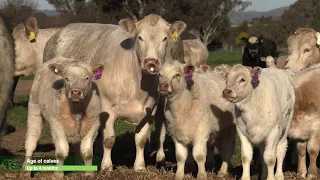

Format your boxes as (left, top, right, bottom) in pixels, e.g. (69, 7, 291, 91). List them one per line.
(0, 50, 316, 179)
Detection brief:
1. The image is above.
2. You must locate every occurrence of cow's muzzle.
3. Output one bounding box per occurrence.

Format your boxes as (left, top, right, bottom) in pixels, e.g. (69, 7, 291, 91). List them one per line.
(222, 88, 235, 102)
(159, 82, 169, 95)
(68, 89, 84, 102)
(144, 58, 160, 75)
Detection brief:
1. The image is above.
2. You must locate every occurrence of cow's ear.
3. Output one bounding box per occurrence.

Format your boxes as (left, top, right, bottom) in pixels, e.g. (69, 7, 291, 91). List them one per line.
(200, 64, 211, 72)
(214, 65, 231, 79)
(119, 18, 136, 35)
(250, 66, 262, 84)
(258, 35, 264, 43)
(260, 57, 266, 62)
(169, 21, 186, 40)
(48, 63, 64, 77)
(183, 64, 195, 82)
(25, 17, 38, 42)
(240, 37, 248, 44)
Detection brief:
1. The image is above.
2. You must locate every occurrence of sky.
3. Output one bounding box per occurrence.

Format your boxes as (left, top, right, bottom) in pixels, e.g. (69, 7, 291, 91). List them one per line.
(0, 0, 298, 12)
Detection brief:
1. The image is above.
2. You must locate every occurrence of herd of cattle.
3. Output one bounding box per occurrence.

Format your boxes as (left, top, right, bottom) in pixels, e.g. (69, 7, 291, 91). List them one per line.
(0, 13, 319, 180)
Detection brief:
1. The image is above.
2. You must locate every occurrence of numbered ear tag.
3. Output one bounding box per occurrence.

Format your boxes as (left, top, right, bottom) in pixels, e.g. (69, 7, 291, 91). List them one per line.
(172, 31, 178, 42)
(29, 31, 36, 42)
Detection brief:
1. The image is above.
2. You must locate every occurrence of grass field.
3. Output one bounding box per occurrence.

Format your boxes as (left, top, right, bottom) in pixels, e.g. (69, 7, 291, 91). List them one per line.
(2, 50, 311, 179)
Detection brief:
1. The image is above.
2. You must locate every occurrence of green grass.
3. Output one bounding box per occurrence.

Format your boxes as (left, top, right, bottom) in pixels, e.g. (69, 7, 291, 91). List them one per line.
(207, 50, 242, 67)
(6, 51, 243, 167)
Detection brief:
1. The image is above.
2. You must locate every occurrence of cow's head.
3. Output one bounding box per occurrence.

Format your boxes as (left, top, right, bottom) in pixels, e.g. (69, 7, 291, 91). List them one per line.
(119, 14, 186, 75)
(242, 35, 263, 58)
(222, 64, 262, 103)
(285, 28, 320, 71)
(158, 60, 195, 97)
(48, 60, 104, 103)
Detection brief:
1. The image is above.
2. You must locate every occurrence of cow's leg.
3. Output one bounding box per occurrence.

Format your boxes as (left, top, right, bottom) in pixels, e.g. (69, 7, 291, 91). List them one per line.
(259, 143, 267, 179)
(262, 127, 280, 180)
(306, 134, 320, 180)
(22, 103, 43, 177)
(80, 121, 100, 177)
(275, 136, 287, 180)
(174, 139, 188, 180)
(154, 108, 166, 165)
(296, 141, 307, 178)
(237, 127, 253, 180)
(192, 140, 207, 180)
(9, 76, 19, 107)
(216, 125, 236, 177)
(51, 124, 69, 180)
(100, 111, 116, 171)
(134, 116, 153, 171)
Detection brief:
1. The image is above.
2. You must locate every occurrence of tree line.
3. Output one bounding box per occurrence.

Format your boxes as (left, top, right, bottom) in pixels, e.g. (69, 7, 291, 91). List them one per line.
(1, 0, 320, 51)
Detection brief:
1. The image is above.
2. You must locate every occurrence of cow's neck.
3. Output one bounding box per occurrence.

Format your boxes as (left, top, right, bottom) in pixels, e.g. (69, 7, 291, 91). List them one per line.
(166, 88, 195, 120)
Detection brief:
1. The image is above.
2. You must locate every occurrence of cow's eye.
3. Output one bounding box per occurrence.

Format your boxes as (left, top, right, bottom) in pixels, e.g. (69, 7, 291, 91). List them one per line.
(138, 36, 143, 41)
(64, 77, 69, 81)
(240, 78, 246, 83)
(85, 76, 89, 80)
(162, 37, 167, 42)
(304, 48, 311, 53)
(173, 74, 181, 79)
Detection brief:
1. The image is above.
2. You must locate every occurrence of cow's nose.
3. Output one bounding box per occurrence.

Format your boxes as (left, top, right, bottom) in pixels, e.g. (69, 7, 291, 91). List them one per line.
(159, 83, 169, 91)
(144, 58, 160, 74)
(70, 89, 82, 98)
(222, 88, 233, 98)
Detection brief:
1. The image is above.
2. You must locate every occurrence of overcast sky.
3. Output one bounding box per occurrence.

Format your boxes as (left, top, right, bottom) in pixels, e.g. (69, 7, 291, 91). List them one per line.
(1, 0, 298, 12)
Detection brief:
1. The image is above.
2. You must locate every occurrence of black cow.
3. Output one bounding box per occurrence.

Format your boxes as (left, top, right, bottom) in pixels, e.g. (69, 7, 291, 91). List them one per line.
(241, 35, 279, 68)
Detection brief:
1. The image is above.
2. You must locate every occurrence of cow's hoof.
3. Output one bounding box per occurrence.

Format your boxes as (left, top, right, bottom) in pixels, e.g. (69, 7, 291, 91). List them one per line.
(240, 176, 250, 180)
(197, 172, 207, 180)
(306, 174, 317, 180)
(101, 164, 113, 172)
(53, 171, 64, 180)
(275, 173, 284, 180)
(217, 171, 228, 178)
(298, 170, 307, 178)
(174, 173, 184, 180)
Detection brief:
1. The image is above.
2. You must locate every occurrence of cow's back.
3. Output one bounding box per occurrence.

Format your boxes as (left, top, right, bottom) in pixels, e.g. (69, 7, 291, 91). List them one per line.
(183, 39, 208, 67)
(261, 68, 295, 115)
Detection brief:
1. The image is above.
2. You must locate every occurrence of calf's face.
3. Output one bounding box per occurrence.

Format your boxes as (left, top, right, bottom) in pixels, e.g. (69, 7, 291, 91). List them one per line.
(49, 62, 104, 102)
(158, 61, 194, 96)
(222, 65, 262, 103)
(285, 28, 320, 71)
(119, 15, 186, 75)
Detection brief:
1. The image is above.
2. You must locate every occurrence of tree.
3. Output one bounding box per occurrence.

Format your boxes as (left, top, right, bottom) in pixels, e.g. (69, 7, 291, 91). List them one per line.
(0, 0, 38, 28)
(163, 0, 251, 45)
(47, 0, 86, 15)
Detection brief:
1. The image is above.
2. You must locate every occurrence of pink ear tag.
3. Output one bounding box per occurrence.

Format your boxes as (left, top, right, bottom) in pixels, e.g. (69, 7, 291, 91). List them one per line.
(93, 68, 102, 80)
(185, 69, 193, 81)
(251, 71, 260, 84)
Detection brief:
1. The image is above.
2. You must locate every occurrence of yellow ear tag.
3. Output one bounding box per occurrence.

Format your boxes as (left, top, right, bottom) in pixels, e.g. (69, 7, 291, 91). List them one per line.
(29, 32, 36, 41)
(172, 31, 178, 42)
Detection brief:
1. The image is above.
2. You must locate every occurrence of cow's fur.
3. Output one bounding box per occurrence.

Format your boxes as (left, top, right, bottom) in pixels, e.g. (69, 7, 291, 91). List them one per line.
(0, 13, 15, 146)
(287, 66, 320, 179)
(159, 60, 236, 180)
(43, 14, 187, 172)
(222, 65, 295, 180)
(22, 57, 103, 179)
(183, 39, 208, 67)
(11, 17, 59, 103)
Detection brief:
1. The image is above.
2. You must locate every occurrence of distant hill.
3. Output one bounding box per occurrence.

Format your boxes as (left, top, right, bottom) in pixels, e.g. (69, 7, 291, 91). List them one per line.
(36, 9, 59, 17)
(228, 6, 289, 25)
